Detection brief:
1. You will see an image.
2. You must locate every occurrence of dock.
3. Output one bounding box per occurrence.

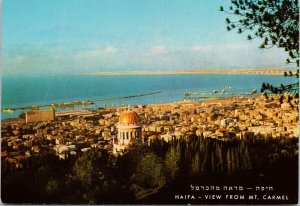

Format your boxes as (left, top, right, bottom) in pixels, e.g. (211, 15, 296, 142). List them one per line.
(2, 90, 161, 112)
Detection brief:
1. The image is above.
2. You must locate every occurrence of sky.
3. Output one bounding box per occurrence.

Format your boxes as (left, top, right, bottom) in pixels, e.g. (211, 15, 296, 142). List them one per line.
(2, 0, 290, 76)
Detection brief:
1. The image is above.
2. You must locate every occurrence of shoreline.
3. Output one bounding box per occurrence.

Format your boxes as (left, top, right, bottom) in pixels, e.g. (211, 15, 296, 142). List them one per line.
(1, 94, 260, 122)
(81, 68, 289, 76)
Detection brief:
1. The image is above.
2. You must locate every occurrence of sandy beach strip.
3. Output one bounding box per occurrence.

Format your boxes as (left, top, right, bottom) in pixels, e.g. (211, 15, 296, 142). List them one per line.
(81, 68, 290, 76)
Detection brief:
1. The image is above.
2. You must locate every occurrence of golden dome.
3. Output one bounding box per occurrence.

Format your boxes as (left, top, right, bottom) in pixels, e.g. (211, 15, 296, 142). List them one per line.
(119, 111, 139, 125)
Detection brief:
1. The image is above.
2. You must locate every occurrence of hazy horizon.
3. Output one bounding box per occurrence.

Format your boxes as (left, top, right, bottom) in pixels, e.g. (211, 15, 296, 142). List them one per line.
(3, 0, 291, 76)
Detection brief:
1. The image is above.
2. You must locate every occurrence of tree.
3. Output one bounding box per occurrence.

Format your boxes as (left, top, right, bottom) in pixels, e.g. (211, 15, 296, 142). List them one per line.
(72, 149, 127, 203)
(130, 151, 166, 199)
(45, 177, 62, 197)
(221, 0, 299, 106)
(165, 146, 180, 180)
(73, 149, 109, 188)
(134, 152, 165, 188)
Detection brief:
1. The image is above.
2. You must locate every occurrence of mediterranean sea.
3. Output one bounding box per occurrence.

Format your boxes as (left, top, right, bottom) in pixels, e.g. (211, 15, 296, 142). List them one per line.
(1, 74, 291, 119)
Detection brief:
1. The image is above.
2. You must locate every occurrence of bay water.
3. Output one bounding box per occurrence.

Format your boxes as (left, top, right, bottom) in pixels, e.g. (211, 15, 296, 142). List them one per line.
(1, 74, 291, 119)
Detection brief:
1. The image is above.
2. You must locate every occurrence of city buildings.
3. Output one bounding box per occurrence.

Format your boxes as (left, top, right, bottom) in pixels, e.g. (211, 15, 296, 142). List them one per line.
(1, 94, 298, 168)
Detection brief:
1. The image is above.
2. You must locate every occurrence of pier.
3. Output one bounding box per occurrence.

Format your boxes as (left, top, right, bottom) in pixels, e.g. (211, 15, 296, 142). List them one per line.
(2, 90, 161, 112)
(184, 89, 257, 99)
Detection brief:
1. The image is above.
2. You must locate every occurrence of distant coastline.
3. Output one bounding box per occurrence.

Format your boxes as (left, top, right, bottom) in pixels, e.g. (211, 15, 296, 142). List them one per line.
(82, 68, 289, 76)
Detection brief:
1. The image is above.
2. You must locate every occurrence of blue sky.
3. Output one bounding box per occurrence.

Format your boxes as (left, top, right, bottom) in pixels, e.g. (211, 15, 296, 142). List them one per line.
(3, 0, 289, 75)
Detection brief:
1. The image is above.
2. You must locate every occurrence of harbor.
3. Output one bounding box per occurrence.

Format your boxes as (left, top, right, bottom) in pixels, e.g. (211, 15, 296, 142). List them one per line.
(2, 74, 291, 120)
(183, 88, 258, 100)
(1, 90, 161, 113)
(2, 88, 259, 114)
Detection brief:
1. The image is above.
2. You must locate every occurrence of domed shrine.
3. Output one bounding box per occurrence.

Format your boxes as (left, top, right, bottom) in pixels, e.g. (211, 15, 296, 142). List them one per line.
(113, 110, 142, 154)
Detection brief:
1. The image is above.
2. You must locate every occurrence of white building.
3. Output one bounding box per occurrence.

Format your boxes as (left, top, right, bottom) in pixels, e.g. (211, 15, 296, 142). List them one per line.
(113, 111, 142, 155)
(55, 145, 76, 159)
(220, 117, 236, 127)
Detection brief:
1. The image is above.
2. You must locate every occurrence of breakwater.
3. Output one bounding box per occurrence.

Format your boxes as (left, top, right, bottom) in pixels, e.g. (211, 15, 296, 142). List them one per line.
(2, 90, 161, 112)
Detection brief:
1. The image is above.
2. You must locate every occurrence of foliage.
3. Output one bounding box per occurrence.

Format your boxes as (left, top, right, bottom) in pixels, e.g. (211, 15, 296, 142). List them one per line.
(133, 152, 166, 189)
(1, 136, 298, 203)
(165, 146, 180, 180)
(220, 0, 299, 103)
(220, 0, 298, 64)
(73, 149, 108, 187)
(45, 177, 62, 197)
(261, 70, 299, 109)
